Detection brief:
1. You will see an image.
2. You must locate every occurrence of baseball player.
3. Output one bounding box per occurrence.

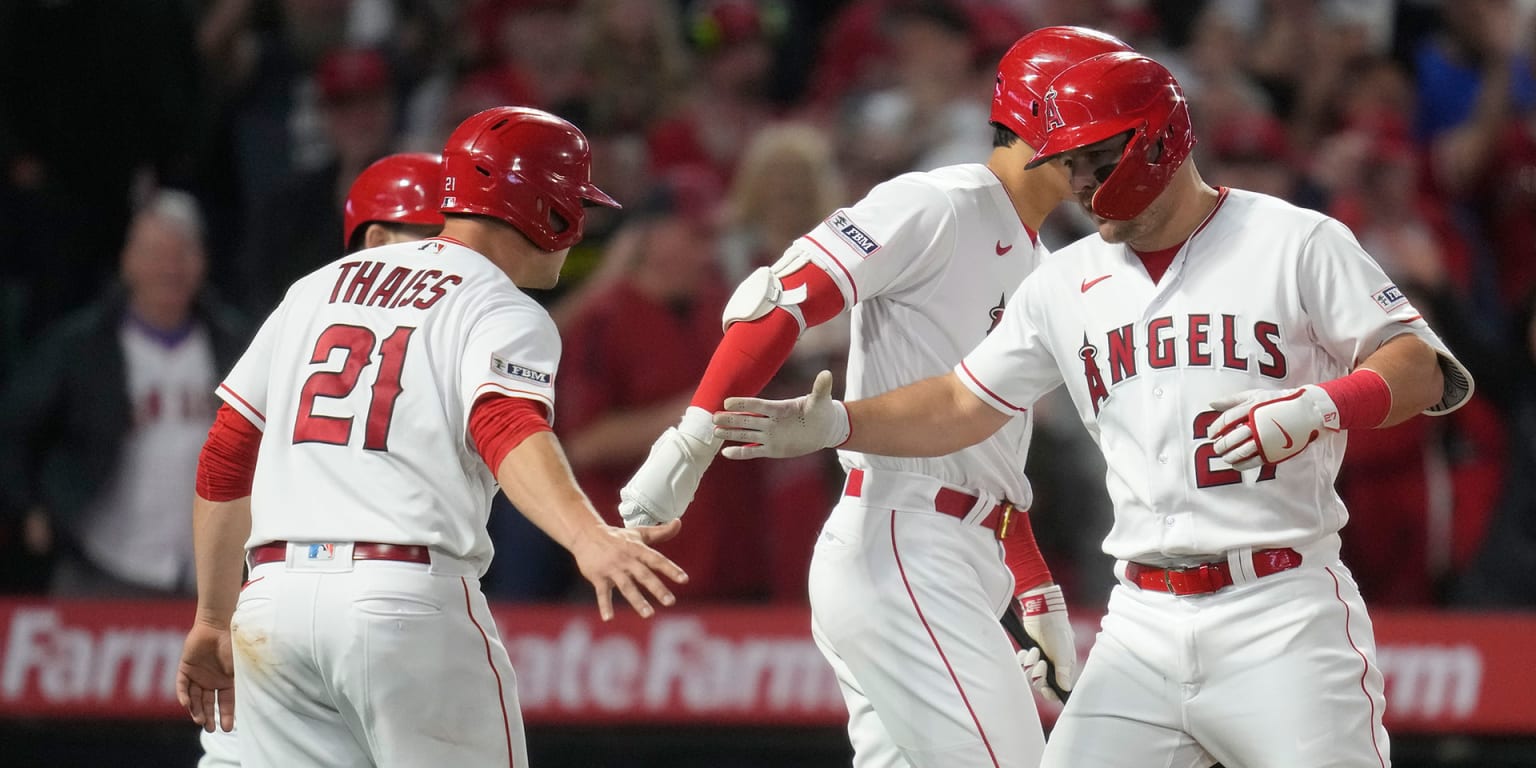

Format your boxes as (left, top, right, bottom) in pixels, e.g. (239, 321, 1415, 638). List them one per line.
(619, 27, 1132, 767)
(176, 107, 688, 767)
(195, 152, 448, 768)
(714, 51, 1474, 768)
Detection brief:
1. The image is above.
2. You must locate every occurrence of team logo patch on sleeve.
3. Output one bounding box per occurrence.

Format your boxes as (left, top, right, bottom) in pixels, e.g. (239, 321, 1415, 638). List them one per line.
(1372, 284, 1409, 312)
(828, 211, 881, 257)
(492, 354, 552, 385)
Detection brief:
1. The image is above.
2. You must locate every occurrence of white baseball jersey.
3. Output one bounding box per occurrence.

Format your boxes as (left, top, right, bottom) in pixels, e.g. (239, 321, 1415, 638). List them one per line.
(958, 187, 1473, 563)
(959, 187, 1473, 768)
(219, 237, 560, 575)
(798, 164, 1052, 768)
(800, 163, 1043, 507)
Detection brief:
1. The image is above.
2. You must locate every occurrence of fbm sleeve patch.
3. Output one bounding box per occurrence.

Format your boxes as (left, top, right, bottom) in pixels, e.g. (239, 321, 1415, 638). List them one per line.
(828, 211, 881, 257)
(491, 354, 552, 385)
(1371, 284, 1408, 312)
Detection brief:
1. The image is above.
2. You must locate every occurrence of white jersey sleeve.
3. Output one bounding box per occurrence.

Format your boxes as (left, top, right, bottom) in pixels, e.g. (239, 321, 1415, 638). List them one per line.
(218, 302, 290, 430)
(955, 269, 1066, 415)
(799, 174, 955, 305)
(1298, 218, 1474, 414)
(461, 299, 561, 425)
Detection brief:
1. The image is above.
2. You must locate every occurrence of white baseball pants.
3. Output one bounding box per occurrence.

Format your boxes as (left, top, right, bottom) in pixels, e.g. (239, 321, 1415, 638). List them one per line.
(809, 496, 1045, 767)
(231, 550, 525, 767)
(1043, 558, 1389, 767)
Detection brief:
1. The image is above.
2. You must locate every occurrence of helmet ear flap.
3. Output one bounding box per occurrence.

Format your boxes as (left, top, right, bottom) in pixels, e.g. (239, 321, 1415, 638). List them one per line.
(1035, 53, 1195, 221)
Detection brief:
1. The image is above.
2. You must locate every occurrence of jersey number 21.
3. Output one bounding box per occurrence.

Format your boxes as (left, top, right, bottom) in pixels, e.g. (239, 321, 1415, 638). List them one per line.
(292, 323, 417, 451)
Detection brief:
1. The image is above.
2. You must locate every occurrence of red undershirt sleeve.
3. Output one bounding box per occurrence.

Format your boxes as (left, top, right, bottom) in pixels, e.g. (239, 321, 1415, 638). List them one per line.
(196, 403, 263, 501)
(690, 263, 846, 411)
(469, 394, 553, 474)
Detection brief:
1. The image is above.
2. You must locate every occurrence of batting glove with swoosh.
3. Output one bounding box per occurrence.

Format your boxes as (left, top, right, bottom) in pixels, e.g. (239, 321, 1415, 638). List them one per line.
(1016, 584, 1077, 703)
(619, 406, 722, 528)
(713, 370, 850, 460)
(1207, 385, 1340, 471)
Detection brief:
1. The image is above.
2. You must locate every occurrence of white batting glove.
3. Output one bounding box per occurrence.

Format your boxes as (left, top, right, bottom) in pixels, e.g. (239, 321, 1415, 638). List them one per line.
(1016, 584, 1077, 703)
(712, 370, 850, 460)
(1207, 385, 1340, 471)
(618, 407, 722, 528)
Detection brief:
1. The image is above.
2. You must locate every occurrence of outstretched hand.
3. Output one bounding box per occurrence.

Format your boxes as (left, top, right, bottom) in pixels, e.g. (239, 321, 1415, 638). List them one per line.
(570, 520, 688, 621)
(177, 622, 236, 733)
(713, 370, 850, 460)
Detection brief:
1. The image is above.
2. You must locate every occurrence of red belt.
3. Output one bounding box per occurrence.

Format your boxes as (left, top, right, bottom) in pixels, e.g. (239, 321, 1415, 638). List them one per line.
(843, 468, 1018, 539)
(1124, 548, 1303, 595)
(248, 541, 433, 567)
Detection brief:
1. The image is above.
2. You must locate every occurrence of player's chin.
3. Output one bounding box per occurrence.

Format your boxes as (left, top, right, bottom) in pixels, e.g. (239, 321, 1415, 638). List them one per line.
(1096, 218, 1132, 244)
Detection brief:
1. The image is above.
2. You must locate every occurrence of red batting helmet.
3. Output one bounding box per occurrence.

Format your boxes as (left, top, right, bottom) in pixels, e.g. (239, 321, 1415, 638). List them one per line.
(1024, 52, 1195, 221)
(343, 152, 445, 249)
(439, 106, 620, 251)
(990, 26, 1134, 151)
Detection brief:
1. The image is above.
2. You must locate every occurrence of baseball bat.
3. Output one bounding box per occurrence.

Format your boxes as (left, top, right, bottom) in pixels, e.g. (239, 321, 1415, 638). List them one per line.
(1000, 607, 1071, 703)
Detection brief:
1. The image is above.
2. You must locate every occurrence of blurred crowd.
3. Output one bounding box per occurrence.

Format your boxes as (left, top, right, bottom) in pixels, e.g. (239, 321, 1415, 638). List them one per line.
(1, 0, 1533, 611)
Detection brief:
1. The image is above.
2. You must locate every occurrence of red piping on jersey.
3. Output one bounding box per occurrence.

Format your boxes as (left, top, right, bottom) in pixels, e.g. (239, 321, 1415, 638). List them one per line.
(428, 235, 471, 248)
(983, 167, 1039, 246)
(218, 383, 266, 423)
(891, 513, 1002, 768)
(1192, 187, 1230, 239)
(1328, 567, 1386, 767)
(1398, 315, 1423, 324)
(462, 578, 515, 766)
(958, 361, 1027, 412)
(475, 382, 554, 410)
(802, 234, 860, 305)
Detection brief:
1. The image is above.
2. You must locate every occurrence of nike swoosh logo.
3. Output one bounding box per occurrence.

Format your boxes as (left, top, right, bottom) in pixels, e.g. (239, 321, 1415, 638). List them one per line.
(1274, 419, 1295, 449)
(1080, 274, 1112, 292)
(996, 241, 1013, 255)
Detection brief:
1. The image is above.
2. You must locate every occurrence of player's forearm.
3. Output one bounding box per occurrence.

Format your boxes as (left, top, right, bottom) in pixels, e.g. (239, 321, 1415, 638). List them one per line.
(192, 493, 251, 630)
(842, 373, 1011, 457)
(496, 431, 608, 550)
(1357, 334, 1445, 427)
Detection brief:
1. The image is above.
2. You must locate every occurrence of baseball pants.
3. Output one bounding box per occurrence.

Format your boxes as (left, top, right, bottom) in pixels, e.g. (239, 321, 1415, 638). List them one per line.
(231, 548, 526, 767)
(198, 724, 240, 767)
(1043, 556, 1389, 768)
(809, 496, 1045, 768)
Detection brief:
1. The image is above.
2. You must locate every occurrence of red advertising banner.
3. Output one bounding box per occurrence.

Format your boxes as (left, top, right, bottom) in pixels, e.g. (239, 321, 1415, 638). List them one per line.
(0, 600, 1531, 733)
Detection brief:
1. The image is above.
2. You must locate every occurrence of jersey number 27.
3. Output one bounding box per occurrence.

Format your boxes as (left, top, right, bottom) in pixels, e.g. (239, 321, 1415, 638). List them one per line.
(1192, 410, 1278, 487)
(292, 323, 416, 451)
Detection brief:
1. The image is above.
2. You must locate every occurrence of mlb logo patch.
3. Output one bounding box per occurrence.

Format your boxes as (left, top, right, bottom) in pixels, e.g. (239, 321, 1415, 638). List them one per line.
(306, 543, 336, 561)
(492, 354, 553, 385)
(828, 211, 881, 257)
(1372, 284, 1408, 312)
